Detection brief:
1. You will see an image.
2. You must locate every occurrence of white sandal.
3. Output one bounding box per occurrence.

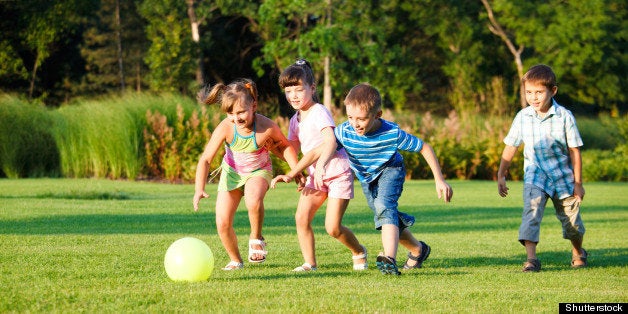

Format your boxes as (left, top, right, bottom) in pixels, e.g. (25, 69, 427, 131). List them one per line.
(221, 261, 243, 271)
(293, 263, 317, 272)
(248, 238, 267, 263)
(352, 245, 368, 271)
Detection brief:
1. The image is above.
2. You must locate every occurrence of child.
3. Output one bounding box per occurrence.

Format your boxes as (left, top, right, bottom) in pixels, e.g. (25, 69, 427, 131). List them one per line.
(497, 64, 587, 272)
(270, 59, 368, 272)
(193, 78, 301, 271)
(325, 83, 453, 275)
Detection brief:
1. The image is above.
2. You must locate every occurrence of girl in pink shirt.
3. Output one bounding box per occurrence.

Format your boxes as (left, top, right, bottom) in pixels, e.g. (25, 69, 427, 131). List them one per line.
(271, 59, 367, 271)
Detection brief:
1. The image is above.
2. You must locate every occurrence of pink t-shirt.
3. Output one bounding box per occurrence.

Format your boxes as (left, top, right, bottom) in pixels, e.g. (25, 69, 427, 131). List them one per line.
(288, 103, 351, 178)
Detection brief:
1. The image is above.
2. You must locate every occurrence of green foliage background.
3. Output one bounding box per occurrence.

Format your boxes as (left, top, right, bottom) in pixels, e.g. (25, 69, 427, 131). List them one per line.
(0, 0, 625, 115)
(0, 94, 625, 182)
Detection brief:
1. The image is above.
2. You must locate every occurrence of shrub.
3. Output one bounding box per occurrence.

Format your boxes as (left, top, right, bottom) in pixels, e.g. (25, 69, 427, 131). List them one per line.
(143, 104, 216, 182)
(0, 96, 60, 178)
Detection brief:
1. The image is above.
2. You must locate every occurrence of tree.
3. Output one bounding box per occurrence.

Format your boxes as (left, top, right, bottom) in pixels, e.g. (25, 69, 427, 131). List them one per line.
(139, 0, 197, 93)
(482, 0, 626, 111)
(481, 0, 526, 108)
(81, 0, 149, 95)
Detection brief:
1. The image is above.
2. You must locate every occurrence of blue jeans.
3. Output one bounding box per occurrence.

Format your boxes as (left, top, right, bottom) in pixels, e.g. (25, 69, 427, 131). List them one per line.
(360, 161, 415, 230)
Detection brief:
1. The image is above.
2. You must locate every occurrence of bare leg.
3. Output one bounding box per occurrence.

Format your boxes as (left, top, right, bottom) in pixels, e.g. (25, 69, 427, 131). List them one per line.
(399, 228, 423, 267)
(325, 197, 366, 265)
(524, 240, 537, 260)
(295, 188, 326, 267)
(244, 177, 269, 261)
(571, 237, 586, 267)
(215, 190, 243, 263)
(381, 224, 399, 259)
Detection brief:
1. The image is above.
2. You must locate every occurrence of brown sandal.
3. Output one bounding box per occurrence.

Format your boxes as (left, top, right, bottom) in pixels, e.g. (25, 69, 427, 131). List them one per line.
(571, 249, 588, 268)
(522, 258, 541, 272)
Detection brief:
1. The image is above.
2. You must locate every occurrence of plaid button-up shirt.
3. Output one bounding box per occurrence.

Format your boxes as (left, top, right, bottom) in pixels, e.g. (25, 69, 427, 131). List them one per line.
(504, 99, 583, 199)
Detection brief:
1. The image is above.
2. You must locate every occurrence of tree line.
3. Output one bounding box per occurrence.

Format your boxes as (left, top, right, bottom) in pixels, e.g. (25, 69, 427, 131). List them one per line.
(1, 0, 625, 116)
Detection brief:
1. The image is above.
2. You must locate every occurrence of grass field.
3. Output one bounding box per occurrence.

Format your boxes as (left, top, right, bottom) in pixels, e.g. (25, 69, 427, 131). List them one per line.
(0, 179, 626, 313)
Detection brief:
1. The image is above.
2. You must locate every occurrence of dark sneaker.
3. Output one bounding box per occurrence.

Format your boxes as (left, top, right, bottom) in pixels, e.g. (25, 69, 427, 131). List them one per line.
(376, 253, 401, 275)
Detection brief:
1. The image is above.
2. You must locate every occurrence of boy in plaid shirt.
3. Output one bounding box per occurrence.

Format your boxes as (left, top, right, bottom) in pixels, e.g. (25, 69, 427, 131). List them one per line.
(497, 64, 587, 272)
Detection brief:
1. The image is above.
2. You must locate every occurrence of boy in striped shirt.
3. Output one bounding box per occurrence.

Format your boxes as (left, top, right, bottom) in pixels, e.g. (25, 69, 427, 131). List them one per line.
(324, 83, 453, 275)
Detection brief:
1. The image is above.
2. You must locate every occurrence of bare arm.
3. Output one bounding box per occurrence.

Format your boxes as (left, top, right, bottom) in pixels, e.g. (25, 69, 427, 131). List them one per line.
(313, 127, 338, 187)
(193, 121, 228, 211)
(270, 144, 324, 188)
(420, 142, 453, 202)
(569, 146, 585, 202)
(497, 145, 517, 197)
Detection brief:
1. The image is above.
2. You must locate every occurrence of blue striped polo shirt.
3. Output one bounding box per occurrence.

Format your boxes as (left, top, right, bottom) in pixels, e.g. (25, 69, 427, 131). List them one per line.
(335, 119, 423, 183)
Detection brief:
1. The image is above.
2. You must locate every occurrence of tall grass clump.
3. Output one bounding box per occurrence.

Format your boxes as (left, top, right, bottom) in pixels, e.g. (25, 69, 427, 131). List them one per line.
(0, 95, 60, 178)
(52, 93, 209, 180)
(143, 103, 219, 182)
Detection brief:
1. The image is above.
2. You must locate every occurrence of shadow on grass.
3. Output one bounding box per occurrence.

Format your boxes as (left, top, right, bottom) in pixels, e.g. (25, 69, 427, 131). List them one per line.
(428, 248, 628, 271)
(0, 213, 217, 235)
(3, 204, 626, 237)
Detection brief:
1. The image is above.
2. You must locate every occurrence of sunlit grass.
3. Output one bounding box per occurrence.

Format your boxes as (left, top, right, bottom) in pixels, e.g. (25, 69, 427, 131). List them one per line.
(0, 179, 626, 313)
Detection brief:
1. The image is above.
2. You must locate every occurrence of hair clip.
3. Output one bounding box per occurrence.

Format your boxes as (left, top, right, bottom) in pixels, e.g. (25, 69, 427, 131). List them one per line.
(245, 83, 252, 89)
(295, 59, 306, 66)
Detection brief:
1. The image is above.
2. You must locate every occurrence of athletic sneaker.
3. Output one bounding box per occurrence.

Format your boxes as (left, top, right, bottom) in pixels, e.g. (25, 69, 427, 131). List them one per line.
(376, 253, 401, 275)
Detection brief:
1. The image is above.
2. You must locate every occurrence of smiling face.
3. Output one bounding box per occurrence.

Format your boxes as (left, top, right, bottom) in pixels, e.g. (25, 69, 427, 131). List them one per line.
(345, 104, 382, 135)
(524, 81, 557, 114)
(226, 98, 257, 132)
(284, 83, 316, 111)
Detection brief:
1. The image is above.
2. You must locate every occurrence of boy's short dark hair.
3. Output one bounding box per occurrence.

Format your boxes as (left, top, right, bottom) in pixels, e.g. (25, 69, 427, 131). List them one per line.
(522, 64, 557, 89)
(344, 83, 381, 114)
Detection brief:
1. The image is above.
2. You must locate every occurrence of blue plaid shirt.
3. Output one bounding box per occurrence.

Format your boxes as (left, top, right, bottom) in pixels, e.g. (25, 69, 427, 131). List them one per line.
(504, 99, 583, 199)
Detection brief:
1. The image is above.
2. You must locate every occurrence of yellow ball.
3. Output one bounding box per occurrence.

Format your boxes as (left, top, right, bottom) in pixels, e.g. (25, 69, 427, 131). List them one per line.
(164, 237, 214, 282)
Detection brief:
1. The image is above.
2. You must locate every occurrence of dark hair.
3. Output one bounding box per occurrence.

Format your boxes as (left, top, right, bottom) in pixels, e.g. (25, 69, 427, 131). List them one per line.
(344, 83, 381, 114)
(197, 78, 258, 113)
(521, 64, 557, 89)
(278, 59, 319, 102)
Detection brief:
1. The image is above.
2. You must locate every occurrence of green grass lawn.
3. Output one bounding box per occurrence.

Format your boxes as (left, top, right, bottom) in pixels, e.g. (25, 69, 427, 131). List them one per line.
(0, 179, 626, 313)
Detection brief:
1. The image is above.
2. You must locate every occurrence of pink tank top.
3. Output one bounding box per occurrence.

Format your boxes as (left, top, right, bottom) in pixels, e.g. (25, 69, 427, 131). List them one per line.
(223, 123, 272, 173)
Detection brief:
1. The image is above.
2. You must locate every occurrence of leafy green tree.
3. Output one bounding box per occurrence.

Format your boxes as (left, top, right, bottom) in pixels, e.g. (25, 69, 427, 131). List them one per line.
(483, 0, 625, 111)
(139, 0, 197, 93)
(81, 0, 149, 95)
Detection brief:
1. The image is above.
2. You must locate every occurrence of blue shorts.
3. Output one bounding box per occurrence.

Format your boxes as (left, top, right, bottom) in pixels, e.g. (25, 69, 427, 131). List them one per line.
(359, 160, 415, 230)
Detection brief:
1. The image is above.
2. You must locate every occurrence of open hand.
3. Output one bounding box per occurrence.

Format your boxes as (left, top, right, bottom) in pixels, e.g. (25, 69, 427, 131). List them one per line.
(193, 191, 209, 211)
(497, 178, 509, 197)
(436, 180, 453, 202)
(271, 174, 293, 189)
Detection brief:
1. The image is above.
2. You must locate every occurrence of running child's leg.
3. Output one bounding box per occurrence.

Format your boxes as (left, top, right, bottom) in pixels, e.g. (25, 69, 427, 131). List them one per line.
(244, 177, 269, 261)
(325, 197, 367, 265)
(215, 190, 244, 263)
(295, 188, 326, 267)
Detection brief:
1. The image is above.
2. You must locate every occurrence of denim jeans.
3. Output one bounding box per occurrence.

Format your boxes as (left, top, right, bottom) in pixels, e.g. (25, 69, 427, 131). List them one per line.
(360, 160, 415, 230)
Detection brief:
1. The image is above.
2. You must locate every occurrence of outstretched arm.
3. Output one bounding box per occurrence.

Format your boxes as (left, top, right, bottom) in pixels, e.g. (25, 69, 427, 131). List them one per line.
(497, 145, 517, 197)
(270, 145, 324, 188)
(193, 122, 227, 211)
(420, 142, 453, 202)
